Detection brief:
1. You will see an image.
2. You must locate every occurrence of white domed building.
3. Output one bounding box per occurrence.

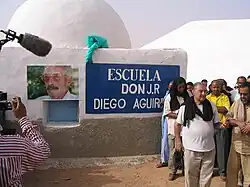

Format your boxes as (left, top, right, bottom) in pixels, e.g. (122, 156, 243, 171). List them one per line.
(0, 0, 133, 121)
(7, 0, 131, 48)
(142, 19, 250, 87)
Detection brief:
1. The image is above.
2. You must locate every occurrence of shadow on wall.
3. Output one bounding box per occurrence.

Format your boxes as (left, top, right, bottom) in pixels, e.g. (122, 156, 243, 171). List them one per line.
(41, 117, 162, 158)
(6, 117, 162, 157)
(24, 167, 122, 187)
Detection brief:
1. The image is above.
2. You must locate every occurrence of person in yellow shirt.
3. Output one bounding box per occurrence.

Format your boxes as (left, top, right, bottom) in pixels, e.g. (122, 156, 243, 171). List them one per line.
(206, 80, 230, 182)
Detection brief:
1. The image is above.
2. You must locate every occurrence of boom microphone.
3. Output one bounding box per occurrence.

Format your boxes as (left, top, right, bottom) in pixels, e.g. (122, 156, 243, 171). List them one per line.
(0, 29, 52, 57)
(18, 33, 52, 57)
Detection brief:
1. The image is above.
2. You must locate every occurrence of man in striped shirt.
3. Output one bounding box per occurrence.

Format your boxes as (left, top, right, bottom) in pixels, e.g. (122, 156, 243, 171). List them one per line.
(0, 97, 50, 187)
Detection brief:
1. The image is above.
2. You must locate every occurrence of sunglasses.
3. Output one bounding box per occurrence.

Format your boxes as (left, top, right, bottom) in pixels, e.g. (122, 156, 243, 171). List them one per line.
(41, 72, 65, 83)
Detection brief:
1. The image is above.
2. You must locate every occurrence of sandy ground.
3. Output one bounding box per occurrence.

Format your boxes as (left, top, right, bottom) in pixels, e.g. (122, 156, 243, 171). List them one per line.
(23, 161, 225, 187)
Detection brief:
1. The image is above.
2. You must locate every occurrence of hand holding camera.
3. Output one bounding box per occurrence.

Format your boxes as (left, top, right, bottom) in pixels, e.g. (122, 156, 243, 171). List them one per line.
(11, 97, 27, 120)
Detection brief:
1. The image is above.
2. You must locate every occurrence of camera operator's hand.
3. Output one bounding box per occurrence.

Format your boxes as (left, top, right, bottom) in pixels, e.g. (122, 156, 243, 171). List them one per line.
(11, 97, 27, 120)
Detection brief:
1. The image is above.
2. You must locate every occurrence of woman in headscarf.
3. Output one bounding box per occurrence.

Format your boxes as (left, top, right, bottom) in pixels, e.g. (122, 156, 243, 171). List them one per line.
(163, 77, 190, 181)
(157, 81, 173, 168)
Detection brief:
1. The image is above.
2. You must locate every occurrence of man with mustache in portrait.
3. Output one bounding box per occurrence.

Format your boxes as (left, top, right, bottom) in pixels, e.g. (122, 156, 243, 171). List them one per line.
(37, 66, 78, 100)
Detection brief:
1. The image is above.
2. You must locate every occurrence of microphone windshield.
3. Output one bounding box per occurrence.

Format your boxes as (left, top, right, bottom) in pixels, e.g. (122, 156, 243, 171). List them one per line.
(18, 33, 52, 57)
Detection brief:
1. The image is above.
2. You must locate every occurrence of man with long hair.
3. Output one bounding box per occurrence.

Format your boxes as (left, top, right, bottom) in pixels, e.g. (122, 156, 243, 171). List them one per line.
(163, 77, 190, 181)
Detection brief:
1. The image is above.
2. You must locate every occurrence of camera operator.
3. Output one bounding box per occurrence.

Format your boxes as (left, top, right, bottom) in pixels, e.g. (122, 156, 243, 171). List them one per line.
(0, 97, 50, 187)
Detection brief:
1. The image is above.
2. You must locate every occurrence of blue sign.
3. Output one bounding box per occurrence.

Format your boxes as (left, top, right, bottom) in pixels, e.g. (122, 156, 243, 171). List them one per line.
(86, 63, 180, 114)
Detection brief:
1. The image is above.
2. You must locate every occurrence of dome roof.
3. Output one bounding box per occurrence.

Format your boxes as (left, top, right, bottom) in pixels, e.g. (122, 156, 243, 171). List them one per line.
(142, 19, 250, 87)
(7, 0, 131, 48)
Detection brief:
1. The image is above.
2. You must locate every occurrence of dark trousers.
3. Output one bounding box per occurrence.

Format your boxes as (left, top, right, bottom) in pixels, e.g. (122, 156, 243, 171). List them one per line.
(168, 135, 184, 174)
(214, 128, 230, 177)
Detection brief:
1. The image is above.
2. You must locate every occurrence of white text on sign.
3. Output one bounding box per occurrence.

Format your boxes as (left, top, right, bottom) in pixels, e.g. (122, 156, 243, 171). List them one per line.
(93, 68, 165, 110)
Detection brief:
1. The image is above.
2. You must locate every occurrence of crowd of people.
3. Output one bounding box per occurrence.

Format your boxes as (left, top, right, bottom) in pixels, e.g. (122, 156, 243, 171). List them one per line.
(157, 76, 250, 187)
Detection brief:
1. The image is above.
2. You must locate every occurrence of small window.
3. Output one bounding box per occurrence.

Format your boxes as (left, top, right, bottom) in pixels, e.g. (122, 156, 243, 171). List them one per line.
(47, 100, 79, 123)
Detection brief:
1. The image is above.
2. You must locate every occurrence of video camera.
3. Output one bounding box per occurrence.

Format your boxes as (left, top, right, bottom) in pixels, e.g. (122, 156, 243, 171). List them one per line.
(0, 91, 12, 111)
(0, 92, 16, 135)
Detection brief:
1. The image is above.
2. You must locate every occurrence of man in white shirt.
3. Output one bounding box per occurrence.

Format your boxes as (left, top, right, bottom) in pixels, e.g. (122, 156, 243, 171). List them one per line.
(175, 82, 220, 187)
(37, 66, 78, 100)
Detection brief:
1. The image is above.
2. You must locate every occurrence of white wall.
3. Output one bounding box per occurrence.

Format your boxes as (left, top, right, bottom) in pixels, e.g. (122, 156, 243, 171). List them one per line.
(0, 47, 187, 122)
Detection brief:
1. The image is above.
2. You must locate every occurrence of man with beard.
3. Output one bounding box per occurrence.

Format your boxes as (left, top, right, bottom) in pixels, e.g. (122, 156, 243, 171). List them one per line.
(230, 76, 246, 103)
(224, 82, 250, 187)
(207, 80, 230, 181)
(37, 66, 78, 99)
(163, 77, 190, 181)
(175, 82, 220, 187)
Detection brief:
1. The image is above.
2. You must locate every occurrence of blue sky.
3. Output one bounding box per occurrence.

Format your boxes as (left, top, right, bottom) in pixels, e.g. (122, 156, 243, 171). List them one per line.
(1, 0, 250, 47)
